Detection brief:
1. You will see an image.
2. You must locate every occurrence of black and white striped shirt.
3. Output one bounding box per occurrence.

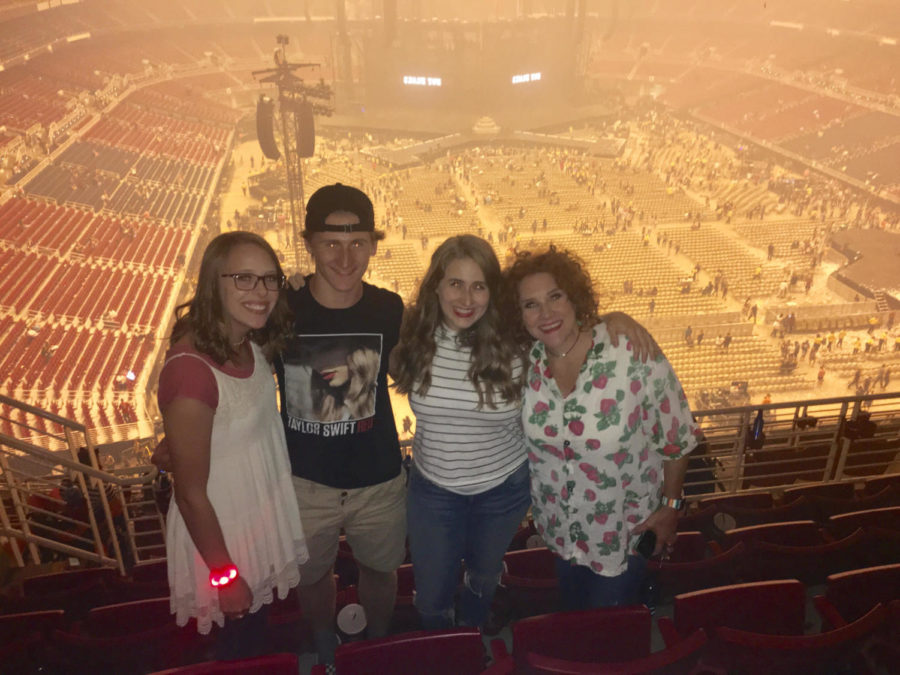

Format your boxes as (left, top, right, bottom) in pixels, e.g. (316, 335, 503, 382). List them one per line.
(409, 327, 526, 495)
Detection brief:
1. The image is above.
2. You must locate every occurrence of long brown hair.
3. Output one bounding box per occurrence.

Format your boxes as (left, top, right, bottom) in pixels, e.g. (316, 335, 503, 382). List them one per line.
(392, 235, 522, 408)
(170, 231, 292, 363)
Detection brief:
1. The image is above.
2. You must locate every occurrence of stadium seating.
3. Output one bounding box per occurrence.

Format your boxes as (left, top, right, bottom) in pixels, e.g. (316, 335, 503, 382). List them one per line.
(494, 547, 560, 620)
(495, 605, 653, 672)
(814, 562, 900, 627)
(522, 628, 708, 675)
(150, 653, 300, 675)
(712, 604, 888, 675)
(313, 628, 487, 675)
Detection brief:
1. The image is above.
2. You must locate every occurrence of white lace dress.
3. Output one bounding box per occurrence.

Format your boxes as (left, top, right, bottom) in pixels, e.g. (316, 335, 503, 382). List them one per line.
(165, 342, 308, 634)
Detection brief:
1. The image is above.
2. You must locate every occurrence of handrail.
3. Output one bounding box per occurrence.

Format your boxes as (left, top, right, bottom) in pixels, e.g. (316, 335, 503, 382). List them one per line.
(0, 392, 86, 431)
(693, 390, 899, 417)
(2, 389, 899, 573)
(1, 396, 165, 573)
(0, 434, 156, 487)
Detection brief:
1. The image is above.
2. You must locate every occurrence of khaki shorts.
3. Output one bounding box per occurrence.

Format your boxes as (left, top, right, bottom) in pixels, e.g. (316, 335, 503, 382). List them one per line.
(291, 471, 407, 584)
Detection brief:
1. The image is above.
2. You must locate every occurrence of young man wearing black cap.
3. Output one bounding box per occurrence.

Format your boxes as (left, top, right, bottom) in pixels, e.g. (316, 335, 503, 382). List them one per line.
(275, 183, 405, 665)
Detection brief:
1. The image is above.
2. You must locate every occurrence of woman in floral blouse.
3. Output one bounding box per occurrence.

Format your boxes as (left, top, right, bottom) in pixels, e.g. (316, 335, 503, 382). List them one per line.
(503, 246, 699, 610)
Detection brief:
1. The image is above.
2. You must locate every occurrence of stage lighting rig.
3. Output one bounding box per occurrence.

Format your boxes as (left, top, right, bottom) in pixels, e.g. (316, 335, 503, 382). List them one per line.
(252, 35, 333, 269)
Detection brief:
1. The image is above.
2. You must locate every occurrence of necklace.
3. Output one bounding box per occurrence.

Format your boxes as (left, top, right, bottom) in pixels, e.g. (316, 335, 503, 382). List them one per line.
(547, 330, 580, 359)
(232, 336, 247, 348)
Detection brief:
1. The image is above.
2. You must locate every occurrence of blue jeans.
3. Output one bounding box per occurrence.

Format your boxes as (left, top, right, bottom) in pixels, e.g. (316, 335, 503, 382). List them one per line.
(407, 461, 531, 629)
(555, 554, 647, 611)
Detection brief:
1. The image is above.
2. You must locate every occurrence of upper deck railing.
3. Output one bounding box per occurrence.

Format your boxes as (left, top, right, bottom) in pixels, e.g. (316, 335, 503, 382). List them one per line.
(0, 394, 162, 574)
(2, 391, 898, 573)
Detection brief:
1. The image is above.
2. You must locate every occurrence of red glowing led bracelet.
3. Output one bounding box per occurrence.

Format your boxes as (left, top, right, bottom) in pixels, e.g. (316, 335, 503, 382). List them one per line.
(209, 564, 239, 589)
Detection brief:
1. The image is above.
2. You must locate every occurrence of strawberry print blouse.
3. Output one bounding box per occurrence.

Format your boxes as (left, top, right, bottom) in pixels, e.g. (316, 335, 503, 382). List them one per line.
(522, 322, 698, 577)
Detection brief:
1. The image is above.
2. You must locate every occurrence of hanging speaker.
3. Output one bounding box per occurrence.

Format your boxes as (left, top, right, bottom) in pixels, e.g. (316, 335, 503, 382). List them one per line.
(257, 95, 280, 160)
(297, 100, 315, 158)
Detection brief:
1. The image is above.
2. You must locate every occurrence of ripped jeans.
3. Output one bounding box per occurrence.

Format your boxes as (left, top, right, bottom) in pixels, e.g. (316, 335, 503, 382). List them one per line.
(407, 462, 532, 630)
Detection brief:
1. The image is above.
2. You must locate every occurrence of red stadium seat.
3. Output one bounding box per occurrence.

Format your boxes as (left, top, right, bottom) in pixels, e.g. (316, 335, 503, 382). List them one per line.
(648, 541, 745, 602)
(807, 485, 896, 522)
(0, 608, 66, 642)
(313, 628, 486, 675)
(131, 559, 168, 584)
(149, 653, 299, 675)
(84, 596, 172, 636)
(493, 605, 653, 673)
(860, 526, 900, 567)
(675, 504, 718, 535)
(814, 563, 900, 627)
(861, 476, 900, 496)
(523, 627, 708, 675)
(0, 632, 43, 674)
(782, 482, 856, 502)
(719, 519, 823, 550)
(699, 492, 774, 511)
(495, 547, 560, 620)
(508, 518, 540, 551)
(12, 569, 116, 618)
(712, 604, 888, 675)
(45, 597, 208, 672)
(828, 506, 900, 539)
(741, 527, 868, 583)
(665, 530, 709, 563)
(722, 495, 816, 527)
(658, 579, 807, 643)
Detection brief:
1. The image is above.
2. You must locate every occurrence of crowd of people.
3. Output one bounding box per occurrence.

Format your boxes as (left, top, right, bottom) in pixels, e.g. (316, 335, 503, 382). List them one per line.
(153, 182, 697, 667)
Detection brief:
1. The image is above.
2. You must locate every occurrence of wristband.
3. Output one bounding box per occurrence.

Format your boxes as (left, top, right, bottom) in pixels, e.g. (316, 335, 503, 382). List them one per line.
(210, 564, 239, 588)
(659, 496, 684, 511)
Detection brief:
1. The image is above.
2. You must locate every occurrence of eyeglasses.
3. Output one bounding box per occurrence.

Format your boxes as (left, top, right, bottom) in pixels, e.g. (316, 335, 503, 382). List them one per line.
(220, 273, 286, 291)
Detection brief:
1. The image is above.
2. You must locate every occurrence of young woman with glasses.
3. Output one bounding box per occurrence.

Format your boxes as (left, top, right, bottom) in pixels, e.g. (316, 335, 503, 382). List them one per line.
(157, 231, 308, 658)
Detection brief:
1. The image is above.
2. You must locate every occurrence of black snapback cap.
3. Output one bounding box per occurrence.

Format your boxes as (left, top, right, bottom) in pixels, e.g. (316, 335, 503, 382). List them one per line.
(304, 183, 375, 233)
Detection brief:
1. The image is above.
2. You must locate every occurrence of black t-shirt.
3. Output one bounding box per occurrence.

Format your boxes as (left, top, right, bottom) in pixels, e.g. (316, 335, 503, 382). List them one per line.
(276, 280, 404, 489)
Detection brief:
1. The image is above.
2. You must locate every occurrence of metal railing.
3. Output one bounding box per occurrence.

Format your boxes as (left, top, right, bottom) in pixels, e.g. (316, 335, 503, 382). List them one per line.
(0, 394, 163, 574)
(3, 391, 899, 573)
(686, 391, 900, 498)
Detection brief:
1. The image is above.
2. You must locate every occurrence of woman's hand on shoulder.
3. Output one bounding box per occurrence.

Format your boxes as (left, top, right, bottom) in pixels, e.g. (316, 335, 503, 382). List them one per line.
(602, 311, 661, 363)
(286, 272, 306, 291)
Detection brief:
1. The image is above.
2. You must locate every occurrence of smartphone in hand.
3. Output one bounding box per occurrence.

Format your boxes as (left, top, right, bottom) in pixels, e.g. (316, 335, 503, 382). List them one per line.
(635, 530, 657, 559)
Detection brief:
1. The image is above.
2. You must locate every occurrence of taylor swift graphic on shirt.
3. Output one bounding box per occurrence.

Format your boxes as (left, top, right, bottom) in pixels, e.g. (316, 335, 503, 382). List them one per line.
(283, 334, 381, 434)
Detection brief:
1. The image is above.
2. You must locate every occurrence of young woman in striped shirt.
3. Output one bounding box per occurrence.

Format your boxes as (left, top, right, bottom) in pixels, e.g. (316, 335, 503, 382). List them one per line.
(391, 235, 651, 629)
